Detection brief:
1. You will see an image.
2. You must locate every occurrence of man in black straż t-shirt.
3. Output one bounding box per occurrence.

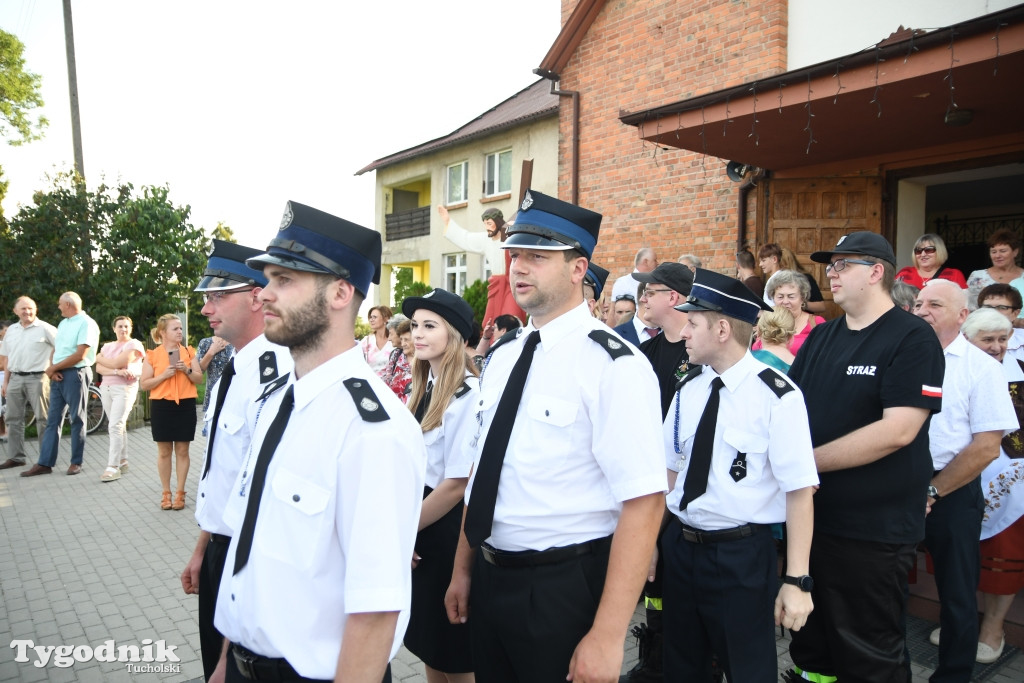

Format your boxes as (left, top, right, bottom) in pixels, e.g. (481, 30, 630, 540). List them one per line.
(786, 232, 945, 683)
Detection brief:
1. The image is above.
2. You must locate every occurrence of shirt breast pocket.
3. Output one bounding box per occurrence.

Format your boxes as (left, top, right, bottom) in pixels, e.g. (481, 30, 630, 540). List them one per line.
(521, 394, 578, 467)
(256, 469, 331, 570)
(218, 412, 245, 436)
(721, 428, 768, 487)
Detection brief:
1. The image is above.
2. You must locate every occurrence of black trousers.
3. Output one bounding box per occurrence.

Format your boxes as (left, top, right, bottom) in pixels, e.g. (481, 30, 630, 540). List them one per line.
(662, 519, 778, 683)
(200, 535, 229, 681)
(469, 543, 610, 682)
(924, 476, 983, 683)
(789, 532, 916, 683)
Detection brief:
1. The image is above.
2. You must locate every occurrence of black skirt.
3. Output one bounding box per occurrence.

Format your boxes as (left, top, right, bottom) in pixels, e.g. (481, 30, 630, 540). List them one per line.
(150, 398, 197, 442)
(404, 486, 473, 672)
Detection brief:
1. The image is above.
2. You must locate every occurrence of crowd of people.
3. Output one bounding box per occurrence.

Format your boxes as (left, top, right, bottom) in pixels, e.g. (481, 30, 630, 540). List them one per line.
(1, 191, 1022, 683)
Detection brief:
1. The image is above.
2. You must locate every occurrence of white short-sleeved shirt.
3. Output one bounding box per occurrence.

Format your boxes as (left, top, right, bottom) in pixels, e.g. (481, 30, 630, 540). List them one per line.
(664, 353, 819, 530)
(465, 302, 667, 551)
(215, 346, 426, 679)
(422, 371, 478, 489)
(0, 319, 57, 372)
(928, 334, 1019, 470)
(195, 335, 292, 536)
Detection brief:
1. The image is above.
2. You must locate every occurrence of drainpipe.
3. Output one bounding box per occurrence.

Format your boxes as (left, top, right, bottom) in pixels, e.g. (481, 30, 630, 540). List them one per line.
(535, 69, 579, 205)
(736, 169, 765, 252)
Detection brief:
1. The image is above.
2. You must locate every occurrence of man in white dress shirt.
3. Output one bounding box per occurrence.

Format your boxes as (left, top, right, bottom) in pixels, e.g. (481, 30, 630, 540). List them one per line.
(913, 279, 1018, 682)
(211, 202, 426, 683)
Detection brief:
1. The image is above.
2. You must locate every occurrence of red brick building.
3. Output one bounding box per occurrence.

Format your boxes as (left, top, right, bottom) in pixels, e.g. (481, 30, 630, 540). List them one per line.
(537, 1, 1024, 314)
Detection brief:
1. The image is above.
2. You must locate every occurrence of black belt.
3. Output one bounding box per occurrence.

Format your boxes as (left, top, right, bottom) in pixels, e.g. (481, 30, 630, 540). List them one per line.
(231, 644, 310, 681)
(480, 535, 613, 569)
(679, 522, 768, 544)
(210, 533, 231, 545)
(12, 371, 43, 376)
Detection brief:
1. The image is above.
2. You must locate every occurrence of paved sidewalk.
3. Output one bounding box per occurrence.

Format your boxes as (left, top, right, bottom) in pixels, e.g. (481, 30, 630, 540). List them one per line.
(1, 422, 1022, 682)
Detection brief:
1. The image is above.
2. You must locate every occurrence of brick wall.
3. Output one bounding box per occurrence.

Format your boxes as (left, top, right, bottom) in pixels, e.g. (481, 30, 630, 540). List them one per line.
(557, 0, 788, 279)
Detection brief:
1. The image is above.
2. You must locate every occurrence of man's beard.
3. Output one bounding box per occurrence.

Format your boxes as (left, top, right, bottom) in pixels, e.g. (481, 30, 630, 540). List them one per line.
(265, 284, 330, 354)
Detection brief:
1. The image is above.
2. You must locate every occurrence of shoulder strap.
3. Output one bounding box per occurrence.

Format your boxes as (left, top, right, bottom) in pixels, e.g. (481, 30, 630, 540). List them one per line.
(342, 378, 391, 422)
(674, 365, 703, 391)
(256, 373, 290, 402)
(485, 327, 522, 358)
(588, 329, 634, 360)
(453, 381, 472, 400)
(758, 367, 794, 398)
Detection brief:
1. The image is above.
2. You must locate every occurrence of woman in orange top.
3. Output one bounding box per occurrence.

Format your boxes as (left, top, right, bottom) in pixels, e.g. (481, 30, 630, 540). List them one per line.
(140, 314, 201, 510)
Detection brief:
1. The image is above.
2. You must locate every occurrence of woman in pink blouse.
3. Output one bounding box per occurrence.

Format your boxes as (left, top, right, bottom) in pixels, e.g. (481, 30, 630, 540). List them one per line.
(359, 305, 394, 377)
(94, 316, 145, 482)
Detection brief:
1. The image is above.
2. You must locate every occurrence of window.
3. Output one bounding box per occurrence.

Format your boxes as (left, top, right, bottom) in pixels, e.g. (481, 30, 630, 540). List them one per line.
(484, 149, 512, 196)
(445, 253, 468, 295)
(445, 162, 468, 205)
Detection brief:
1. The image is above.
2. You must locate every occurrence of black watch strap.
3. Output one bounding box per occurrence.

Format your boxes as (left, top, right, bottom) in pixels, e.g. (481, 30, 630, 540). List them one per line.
(783, 574, 814, 592)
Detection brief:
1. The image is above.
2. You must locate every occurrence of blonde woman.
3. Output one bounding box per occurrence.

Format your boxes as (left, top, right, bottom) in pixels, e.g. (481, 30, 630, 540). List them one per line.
(402, 289, 478, 683)
(140, 314, 201, 510)
(752, 307, 797, 373)
(95, 316, 145, 482)
(753, 270, 825, 355)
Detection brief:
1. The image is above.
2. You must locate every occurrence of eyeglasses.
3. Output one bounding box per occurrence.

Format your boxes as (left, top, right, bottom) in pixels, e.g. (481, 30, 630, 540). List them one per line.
(825, 258, 876, 274)
(913, 246, 937, 255)
(983, 304, 1019, 312)
(614, 294, 636, 302)
(202, 289, 254, 304)
(642, 288, 672, 297)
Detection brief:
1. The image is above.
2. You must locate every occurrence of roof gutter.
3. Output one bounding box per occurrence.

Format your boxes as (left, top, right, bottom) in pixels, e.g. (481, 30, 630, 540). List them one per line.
(535, 69, 580, 206)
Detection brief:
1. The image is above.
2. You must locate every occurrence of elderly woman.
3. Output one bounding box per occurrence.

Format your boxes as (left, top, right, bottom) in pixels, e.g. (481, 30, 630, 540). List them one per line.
(967, 229, 1024, 312)
(978, 284, 1024, 359)
(758, 244, 826, 313)
(752, 270, 825, 355)
(962, 308, 1024, 664)
(140, 314, 202, 510)
(382, 316, 413, 404)
(752, 307, 797, 373)
(94, 316, 145, 482)
(895, 233, 966, 290)
(359, 305, 393, 377)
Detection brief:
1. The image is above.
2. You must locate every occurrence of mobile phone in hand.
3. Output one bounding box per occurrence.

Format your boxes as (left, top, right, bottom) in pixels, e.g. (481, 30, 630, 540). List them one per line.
(167, 348, 179, 366)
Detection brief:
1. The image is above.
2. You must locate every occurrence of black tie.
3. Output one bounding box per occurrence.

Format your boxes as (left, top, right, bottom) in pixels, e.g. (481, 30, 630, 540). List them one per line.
(203, 358, 236, 479)
(465, 330, 541, 547)
(680, 377, 725, 511)
(414, 380, 433, 424)
(233, 385, 294, 575)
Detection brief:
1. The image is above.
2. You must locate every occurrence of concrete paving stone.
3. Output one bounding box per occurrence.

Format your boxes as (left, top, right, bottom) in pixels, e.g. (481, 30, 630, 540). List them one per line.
(84, 624, 112, 642)
(12, 664, 49, 683)
(54, 611, 80, 626)
(124, 615, 151, 631)
(8, 619, 34, 638)
(43, 665, 80, 683)
(5, 607, 30, 624)
(57, 624, 86, 641)
(117, 604, 144, 620)
(95, 602, 120, 618)
(0, 661, 21, 681)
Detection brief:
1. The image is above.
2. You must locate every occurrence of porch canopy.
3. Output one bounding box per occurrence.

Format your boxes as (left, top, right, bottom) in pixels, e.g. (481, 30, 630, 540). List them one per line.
(620, 6, 1024, 172)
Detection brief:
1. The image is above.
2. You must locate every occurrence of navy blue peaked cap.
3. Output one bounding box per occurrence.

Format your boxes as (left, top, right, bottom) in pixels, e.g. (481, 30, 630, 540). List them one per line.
(675, 268, 771, 324)
(195, 240, 269, 291)
(246, 201, 382, 297)
(584, 262, 610, 299)
(501, 189, 602, 259)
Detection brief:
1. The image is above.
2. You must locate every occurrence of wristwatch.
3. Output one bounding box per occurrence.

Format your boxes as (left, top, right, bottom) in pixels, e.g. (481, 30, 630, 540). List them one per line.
(783, 575, 814, 592)
(927, 485, 941, 501)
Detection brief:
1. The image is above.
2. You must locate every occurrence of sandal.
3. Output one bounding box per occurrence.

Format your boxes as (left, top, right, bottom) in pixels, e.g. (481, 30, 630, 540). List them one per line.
(100, 467, 121, 482)
(172, 490, 186, 510)
(119, 459, 128, 473)
(161, 491, 172, 510)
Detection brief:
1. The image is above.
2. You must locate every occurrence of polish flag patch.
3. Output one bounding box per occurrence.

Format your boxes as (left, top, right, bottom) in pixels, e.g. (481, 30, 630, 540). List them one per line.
(922, 385, 942, 398)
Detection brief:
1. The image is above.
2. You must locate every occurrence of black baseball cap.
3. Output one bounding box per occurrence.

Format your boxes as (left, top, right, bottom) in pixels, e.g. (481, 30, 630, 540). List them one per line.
(810, 232, 897, 267)
(634, 262, 694, 297)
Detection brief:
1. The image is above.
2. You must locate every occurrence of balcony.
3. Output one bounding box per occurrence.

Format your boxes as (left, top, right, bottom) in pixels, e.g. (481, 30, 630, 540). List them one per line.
(385, 206, 431, 242)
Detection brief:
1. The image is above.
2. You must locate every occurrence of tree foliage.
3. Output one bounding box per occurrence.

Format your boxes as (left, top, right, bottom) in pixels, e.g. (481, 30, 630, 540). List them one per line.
(392, 266, 431, 313)
(462, 278, 487, 325)
(0, 28, 47, 146)
(211, 221, 236, 242)
(0, 172, 208, 345)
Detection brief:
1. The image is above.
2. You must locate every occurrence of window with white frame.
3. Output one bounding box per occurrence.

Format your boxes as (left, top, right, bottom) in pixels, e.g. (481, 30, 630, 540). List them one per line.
(445, 253, 468, 295)
(484, 149, 512, 196)
(445, 161, 468, 205)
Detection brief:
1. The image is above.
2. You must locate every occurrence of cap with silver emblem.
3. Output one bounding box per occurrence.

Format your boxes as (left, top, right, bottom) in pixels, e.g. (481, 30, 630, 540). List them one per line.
(675, 268, 771, 324)
(246, 201, 382, 297)
(584, 263, 610, 299)
(501, 189, 602, 259)
(195, 240, 269, 292)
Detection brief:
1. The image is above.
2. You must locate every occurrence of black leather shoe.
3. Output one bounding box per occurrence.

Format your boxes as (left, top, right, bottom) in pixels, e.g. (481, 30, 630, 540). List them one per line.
(20, 464, 53, 477)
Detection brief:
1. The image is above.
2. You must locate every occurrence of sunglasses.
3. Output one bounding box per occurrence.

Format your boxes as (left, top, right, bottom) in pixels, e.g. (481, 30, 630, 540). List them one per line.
(913, 246, 937, 255)
(614, 294, 636, 303)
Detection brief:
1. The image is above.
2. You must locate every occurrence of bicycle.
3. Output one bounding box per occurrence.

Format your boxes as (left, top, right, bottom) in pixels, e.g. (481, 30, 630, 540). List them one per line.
(14, 383, 106, 435)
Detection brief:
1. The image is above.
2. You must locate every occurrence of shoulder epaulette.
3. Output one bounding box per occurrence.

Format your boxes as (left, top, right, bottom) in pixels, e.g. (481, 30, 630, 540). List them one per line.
(485, 327, 522, 358)
(258, 351, 280, 383)
(453, 381, 472, 400)
(342, 378, 391, 422)
(588, 329, 634, 360)
(674, 365, 704, 392)
(256, 373, 290, 402)
(758, 367, 794, 398)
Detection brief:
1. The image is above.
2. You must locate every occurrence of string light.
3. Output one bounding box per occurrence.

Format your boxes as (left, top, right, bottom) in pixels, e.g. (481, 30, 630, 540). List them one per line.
(748, 83, 759, 147)
(833, 62, 845, 104)
(804, 73, 817, 154)
(944, 30, 959, 114)
(869, 45, 884, 118)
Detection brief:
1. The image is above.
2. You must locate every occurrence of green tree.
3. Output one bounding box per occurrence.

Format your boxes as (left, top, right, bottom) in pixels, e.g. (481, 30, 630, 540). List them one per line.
(392, 266, 431, 312)
(0, 172, 208, 345)
(211, 221, 236, 242)
(0, 29, 47, 146)
(462, 279, 487, 325)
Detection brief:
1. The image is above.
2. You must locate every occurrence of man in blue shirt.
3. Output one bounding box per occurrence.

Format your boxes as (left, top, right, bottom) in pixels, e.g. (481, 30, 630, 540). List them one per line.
(22, 292, 100, 477)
